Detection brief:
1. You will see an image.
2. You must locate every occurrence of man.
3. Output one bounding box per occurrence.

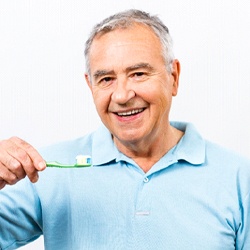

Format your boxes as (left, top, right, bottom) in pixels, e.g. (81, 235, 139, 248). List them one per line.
(0, 9, 249, 250)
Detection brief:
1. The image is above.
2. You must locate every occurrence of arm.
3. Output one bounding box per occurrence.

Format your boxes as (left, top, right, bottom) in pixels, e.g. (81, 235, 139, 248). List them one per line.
(0, 137, 46, 189)
(0, 178, 43, 249)
(0, 137, 45, 249)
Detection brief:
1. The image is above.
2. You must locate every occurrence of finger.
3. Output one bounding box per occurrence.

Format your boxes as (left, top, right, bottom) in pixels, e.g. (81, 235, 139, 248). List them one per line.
(13, 143, 38, 182)
(0, 138, 40, 183)
(6, 138, 41, 182)
(9, 136, 46, 171)
(0, 152, 26, 180)
(0, 180, 7, 190)
(10, 146, 38, 182)
(0, 141, 27, 180)
(0, 163, 18, 186)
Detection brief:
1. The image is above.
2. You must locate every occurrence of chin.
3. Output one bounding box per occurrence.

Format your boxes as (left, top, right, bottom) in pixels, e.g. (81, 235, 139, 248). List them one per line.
(114, 130, 145, 144)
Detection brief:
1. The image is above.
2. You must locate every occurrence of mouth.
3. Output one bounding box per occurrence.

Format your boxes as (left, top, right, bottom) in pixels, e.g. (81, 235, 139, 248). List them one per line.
(116, 108, 145, 117)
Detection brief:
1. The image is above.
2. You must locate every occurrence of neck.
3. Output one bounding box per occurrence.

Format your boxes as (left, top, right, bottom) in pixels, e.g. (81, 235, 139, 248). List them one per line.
(113, 125, 184, 172)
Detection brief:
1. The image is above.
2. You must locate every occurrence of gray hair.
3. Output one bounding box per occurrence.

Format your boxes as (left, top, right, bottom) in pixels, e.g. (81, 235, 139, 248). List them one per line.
(84, 9, 174, 76)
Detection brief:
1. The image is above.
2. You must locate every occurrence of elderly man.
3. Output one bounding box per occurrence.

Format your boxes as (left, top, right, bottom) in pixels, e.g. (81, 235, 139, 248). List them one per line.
(0, 9, 250, 250)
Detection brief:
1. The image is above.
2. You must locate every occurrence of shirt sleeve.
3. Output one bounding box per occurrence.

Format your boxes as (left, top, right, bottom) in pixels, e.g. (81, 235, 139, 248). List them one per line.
(236, 190, 250, 249)
(0, 178, 42, 250)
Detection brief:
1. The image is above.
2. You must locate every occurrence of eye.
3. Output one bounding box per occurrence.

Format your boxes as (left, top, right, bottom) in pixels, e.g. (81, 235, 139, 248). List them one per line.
(97, 76, 115, 87)
(100, 77, 113, 83)
(133, 72, 145, 77)
(130, 71, 148, 81)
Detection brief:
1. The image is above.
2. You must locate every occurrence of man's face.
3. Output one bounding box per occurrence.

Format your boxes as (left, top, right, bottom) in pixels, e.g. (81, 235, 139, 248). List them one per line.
(85, 23, 180, 146)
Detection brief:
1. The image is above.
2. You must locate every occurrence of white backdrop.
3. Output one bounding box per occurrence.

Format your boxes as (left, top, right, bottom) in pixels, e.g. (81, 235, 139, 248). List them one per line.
(0, 0, 250, 249)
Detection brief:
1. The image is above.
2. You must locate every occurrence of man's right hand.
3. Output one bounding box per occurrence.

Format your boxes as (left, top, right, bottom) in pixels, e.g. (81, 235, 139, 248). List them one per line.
(0, 137, 46, 190)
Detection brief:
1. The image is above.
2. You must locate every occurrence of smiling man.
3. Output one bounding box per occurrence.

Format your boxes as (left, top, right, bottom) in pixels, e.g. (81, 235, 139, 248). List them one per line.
(0, 9, 250, 250)
(85, 22, 183, 172)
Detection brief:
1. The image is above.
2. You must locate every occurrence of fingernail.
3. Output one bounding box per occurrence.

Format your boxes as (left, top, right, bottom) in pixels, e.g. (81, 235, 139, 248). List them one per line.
(38, 161, 46, 171)
(31, 174, 39, 183)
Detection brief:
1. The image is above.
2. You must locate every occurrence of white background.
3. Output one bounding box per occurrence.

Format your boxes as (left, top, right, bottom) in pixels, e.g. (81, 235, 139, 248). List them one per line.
(0, 0, 250, 249)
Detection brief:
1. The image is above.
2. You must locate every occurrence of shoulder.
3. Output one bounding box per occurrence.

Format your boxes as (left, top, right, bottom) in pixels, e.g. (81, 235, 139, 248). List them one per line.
(38, 130, 95, 163)
(38, 125, 112, 164)
(205, 140, 250, 167)
(205, 140, 250, 190)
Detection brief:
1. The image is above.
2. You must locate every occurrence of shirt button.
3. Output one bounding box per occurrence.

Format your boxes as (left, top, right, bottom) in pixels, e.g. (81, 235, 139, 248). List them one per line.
(143, 177, 149, 183)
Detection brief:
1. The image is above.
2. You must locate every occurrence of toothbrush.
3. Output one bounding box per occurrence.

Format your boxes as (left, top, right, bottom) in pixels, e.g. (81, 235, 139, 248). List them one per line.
(46, 155, 91, 168)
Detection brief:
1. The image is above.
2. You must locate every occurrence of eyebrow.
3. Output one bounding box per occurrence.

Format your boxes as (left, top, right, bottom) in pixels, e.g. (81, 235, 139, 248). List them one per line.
(92, 63, 154, 80)
(93, 70, 115, 80)
(125, 63, 154, 73)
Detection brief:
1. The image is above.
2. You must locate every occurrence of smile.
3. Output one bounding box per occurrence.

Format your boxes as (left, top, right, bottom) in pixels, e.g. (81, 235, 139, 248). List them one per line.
(117, 108, 144, 117)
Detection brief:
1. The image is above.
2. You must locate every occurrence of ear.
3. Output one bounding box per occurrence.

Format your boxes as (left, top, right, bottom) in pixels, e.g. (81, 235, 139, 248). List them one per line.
(85, 73, 92, 92)
(171, 59, 181, 97)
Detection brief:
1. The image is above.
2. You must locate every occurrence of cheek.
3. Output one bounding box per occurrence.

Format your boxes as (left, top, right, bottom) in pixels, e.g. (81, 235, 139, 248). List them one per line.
(138, 81, 169, 104)
(144, 82, 173, 115)
(92, 89, 111, 113)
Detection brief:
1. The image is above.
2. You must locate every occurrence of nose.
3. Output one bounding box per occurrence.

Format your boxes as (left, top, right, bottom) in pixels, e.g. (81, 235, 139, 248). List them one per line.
(111, 78, 135, 104)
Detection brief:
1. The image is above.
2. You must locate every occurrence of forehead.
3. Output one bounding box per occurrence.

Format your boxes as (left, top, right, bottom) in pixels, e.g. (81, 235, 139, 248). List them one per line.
(88, 23, 164, 73)
(91, 23, 160, 49)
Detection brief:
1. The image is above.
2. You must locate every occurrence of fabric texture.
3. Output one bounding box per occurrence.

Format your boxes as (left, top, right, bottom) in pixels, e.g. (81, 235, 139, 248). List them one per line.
(0, 122, 250, 250)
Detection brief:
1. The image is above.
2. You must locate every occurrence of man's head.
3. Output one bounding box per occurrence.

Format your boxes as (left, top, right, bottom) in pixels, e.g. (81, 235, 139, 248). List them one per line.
(84, 9, 174, 76)
(84, 9, 180, 148)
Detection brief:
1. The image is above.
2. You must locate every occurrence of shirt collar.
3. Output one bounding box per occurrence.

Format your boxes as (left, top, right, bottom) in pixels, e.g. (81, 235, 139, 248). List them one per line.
(91, 125, 119, 165)
(91, 122, 206, 166)
(170, 121, 206, 165)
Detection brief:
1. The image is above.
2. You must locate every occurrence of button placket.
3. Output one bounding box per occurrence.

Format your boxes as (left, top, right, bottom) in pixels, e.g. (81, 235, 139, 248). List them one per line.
(134, 175, 152, 217)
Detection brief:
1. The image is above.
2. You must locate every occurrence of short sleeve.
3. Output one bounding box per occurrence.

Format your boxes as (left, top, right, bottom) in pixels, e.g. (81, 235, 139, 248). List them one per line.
(0, 178, 42, 250)
(236, 191, 250, 250)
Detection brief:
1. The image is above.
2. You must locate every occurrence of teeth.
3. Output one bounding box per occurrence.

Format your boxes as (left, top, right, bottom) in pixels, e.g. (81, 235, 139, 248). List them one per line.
(117, 108, 144, 116)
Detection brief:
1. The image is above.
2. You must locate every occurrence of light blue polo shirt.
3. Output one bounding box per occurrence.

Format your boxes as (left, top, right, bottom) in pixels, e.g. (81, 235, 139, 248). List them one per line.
(1, 122, 250, 250)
